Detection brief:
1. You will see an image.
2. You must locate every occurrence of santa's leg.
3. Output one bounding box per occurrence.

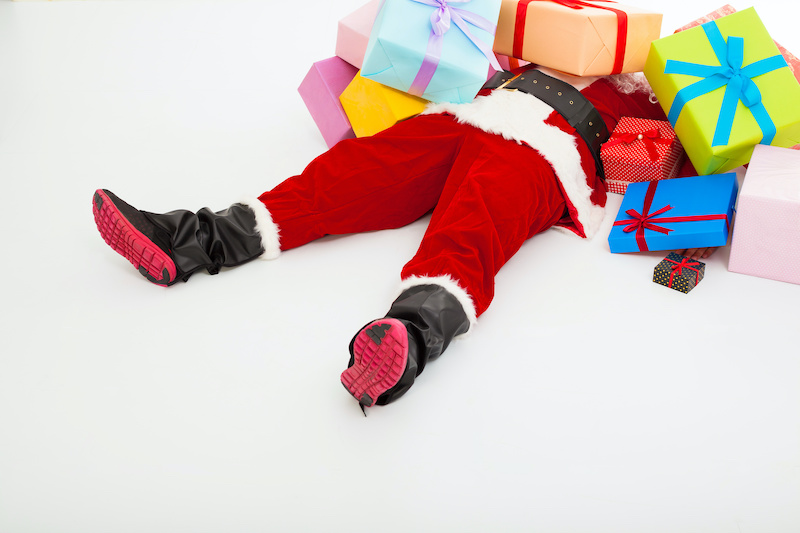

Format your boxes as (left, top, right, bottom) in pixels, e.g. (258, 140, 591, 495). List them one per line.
(92, 189, 275, 286)
(93, 115, 467, 285)
(257, 114, 473, 251)
(342, 127, 567, 407)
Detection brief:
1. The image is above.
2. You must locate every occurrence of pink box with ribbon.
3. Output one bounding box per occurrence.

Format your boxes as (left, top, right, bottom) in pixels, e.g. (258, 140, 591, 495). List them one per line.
(601, 117, 685, 195)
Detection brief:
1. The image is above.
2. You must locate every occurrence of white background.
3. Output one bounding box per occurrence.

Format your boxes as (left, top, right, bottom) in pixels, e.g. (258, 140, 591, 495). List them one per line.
(1, 0, 798, 532)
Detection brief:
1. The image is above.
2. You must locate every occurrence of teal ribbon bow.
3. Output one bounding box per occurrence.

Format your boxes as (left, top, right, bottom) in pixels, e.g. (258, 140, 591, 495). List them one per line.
(664, 20, 788, 146)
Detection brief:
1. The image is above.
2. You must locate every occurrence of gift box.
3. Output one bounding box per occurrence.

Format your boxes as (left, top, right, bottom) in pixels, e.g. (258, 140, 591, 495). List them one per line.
(336, 0, 382, 69)
(493, 0, 662, 76)
(653, 252, 706, 293)
(601, 117, 685, 195)
(728, 144, 800, 285)
(360, 0, 503, 104)
(608, 173, 738, 254)
(674, 4, 800, 86)
(298, 57, 359, 148)
(339, 71, 428, 138)
(644, 7, 800, 175)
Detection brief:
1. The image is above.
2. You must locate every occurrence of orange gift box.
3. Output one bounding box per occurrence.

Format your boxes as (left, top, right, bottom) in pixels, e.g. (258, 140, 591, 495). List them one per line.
(493, 0, 662, 76)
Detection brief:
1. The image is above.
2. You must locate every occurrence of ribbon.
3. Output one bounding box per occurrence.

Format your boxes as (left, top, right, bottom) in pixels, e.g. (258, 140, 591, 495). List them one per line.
(513, 0, 628, 74)
(665, 256, 701, 288)
(664, 20, 788, 146)
(604, 128, 671, 161)
(408, 0, 502, 97)
(613, 180, 730, 251)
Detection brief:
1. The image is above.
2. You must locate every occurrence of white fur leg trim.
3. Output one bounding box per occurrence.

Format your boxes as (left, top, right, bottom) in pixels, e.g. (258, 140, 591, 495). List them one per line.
(423, 89, 604, 238)
(238, 197, 281, 260)
(396, 275, 478, 335)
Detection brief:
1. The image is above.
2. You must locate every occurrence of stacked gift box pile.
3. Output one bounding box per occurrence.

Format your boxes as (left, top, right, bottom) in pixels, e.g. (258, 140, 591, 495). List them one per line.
(298, 1, 800, 292)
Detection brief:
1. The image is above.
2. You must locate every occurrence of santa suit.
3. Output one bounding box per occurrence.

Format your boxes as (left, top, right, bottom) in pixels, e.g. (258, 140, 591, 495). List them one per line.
(248, 66, 667, 329)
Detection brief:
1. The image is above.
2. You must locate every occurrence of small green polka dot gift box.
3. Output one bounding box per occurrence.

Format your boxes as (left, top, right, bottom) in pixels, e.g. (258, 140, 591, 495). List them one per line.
(653, 252, 706, 293)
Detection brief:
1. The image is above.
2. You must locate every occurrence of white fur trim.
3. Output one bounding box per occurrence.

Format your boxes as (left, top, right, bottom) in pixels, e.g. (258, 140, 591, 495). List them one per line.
(396, 275, 478, 335)
(422, 89, 605, 238)
(238, 197, 281, 260)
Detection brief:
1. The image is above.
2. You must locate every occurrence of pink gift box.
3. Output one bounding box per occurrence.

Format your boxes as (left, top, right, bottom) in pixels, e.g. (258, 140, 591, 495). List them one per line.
(728, 144, 800, 285)
(335, 0, 381, 69)
(600, 117, 685, 195)
(298, 57, 359, 148)
(674, 5, 800, 85)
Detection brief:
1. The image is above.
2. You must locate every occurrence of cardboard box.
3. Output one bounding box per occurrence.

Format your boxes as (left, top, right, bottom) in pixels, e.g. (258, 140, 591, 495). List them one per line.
(361, 0, 502, 104)
(336, 0, 382, 69)
(653, 252, 706, 293)
(493, 0, 662, 76)
(644, 8, 800, 174)
(298, 57, 359, 148)
(728, 144, 800, 285)
(608, 173, 738, 253)
(339, 72, 428, 138)
(601, 117, 685, 195)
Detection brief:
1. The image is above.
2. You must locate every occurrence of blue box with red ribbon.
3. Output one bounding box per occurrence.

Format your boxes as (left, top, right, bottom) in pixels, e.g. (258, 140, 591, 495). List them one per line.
(361, 0, 503, 104)
(608, 173, 738, 253)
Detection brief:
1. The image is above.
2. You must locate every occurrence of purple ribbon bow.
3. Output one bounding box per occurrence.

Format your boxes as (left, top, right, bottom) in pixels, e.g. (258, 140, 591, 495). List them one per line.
(409, 0, 502, 97)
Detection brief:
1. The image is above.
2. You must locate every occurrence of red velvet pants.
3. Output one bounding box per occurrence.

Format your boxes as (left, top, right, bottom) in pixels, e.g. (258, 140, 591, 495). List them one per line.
(258, 114, 567, 317)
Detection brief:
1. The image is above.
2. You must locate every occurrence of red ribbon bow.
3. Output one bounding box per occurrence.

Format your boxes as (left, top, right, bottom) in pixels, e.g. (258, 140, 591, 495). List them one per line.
(613, 180, 730, 252)
(665, 256, 701, 288)
(513, 0, 628, 74)
(604, 128, 671, 161)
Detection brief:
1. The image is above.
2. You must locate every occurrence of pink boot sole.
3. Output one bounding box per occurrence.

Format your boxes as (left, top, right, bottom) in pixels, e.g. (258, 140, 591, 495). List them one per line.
(341, 318, 409, 408)
(92, 189, 178, 286)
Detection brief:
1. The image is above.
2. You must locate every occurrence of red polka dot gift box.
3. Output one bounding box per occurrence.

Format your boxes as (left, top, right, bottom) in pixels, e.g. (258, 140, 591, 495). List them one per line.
(653, 252, 705, 294)
(728, 144, 800, 285)
(600, 116, 685, 195)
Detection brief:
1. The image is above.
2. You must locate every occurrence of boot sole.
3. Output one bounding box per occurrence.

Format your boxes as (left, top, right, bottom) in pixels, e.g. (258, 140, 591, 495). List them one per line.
(341, 318, 409, 408)
(92, 189, 177, 286)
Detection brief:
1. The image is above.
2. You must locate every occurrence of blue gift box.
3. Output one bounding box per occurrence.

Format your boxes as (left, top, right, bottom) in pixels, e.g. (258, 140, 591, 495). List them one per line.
(608, 173, 739, 253)
(361, 0, 502, 104)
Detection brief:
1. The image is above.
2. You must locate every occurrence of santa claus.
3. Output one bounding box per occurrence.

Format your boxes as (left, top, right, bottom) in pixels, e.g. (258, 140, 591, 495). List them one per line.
(92, 65, 714, 410)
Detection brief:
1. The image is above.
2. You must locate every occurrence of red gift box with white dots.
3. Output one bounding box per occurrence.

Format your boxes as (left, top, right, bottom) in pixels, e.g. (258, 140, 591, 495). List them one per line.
(601, 117, 685, 195)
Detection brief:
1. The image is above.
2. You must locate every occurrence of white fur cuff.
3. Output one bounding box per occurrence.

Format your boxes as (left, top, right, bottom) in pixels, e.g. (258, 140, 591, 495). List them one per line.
(396, 274, 479, 335)
(238, 197, 281, 260)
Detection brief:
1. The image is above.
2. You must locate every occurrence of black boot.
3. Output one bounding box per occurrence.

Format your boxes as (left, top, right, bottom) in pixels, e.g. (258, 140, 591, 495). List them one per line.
(341, 284, 471, 409)
(92, 189, 266, 286)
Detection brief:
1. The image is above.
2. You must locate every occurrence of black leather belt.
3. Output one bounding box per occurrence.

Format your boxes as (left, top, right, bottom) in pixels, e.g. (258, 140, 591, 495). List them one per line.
(482, 69, 609, 178)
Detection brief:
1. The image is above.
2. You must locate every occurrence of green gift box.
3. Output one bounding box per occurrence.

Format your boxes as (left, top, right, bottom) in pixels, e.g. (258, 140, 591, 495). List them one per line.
(644, 7, 800, 174)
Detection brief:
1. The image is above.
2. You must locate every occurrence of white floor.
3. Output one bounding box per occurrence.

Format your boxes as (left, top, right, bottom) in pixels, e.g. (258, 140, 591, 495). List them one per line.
(1, 0, 798, 532)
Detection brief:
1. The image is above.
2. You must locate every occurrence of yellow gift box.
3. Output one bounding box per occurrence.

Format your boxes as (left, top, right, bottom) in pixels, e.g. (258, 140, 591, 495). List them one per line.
(339, 72, 428, 138)
(493, 0, 662, 76)
(644, 7, 800, 174)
